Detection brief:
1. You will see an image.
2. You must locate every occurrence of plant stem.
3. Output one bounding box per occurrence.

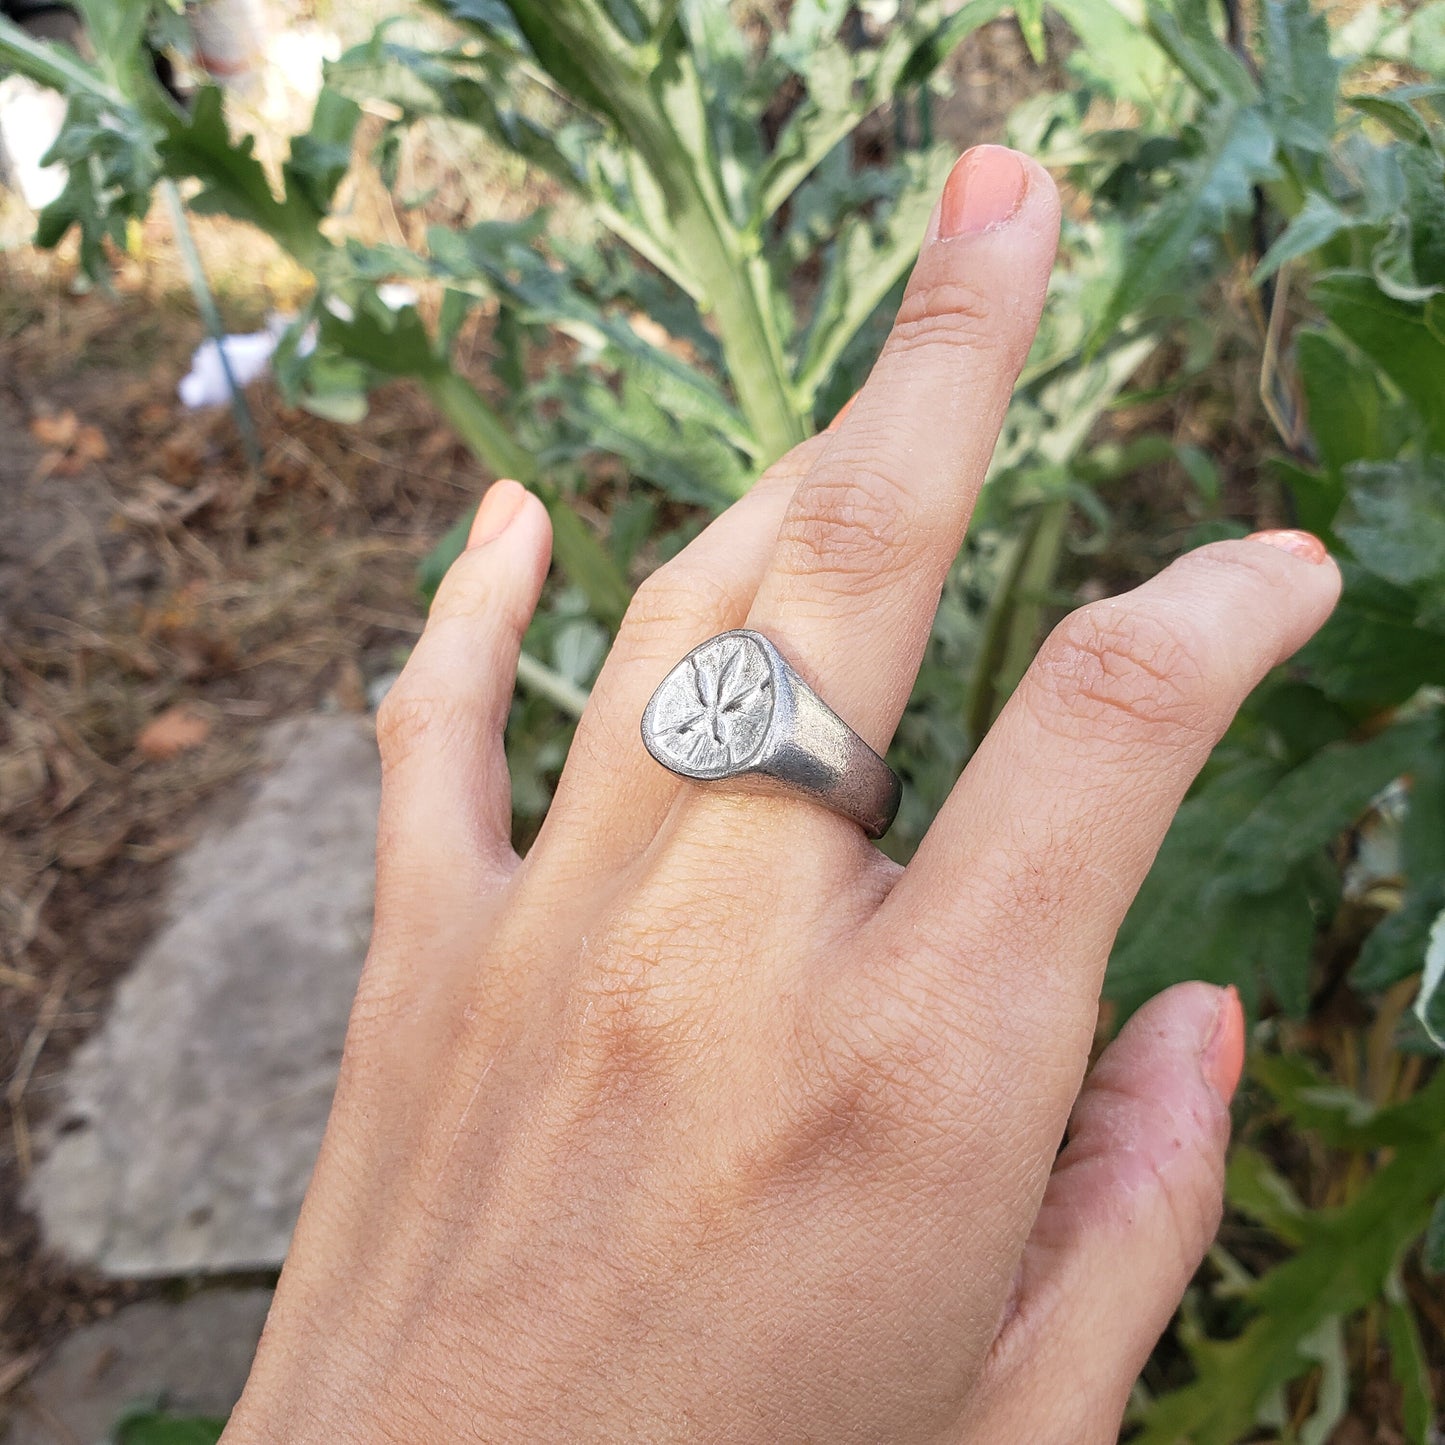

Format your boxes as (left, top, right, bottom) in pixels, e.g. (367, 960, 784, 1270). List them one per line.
(674, 210, 808, 464)
(515, 651, 590, 718)
(161, 179, 264, 471)
(422, 370, 536, 484)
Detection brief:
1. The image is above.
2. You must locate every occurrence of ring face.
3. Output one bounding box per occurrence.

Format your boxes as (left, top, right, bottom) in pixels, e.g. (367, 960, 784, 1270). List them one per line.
(641, 631, 775, 779)
(642, 629, 902, 839)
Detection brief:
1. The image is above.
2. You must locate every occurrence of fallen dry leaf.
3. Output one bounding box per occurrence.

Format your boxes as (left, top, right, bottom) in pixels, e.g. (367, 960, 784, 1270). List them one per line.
(29, 409, 78, 449)
(135, 703, 212, 761)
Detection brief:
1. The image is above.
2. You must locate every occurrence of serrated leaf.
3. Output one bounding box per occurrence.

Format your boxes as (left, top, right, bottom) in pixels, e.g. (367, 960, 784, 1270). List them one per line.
(1107, 758, 1289, 1018)
(1133, 1073, 1445, 1445)
(1260, 0, 1341, 155)
(158, 87, 325, 268)
(1219, 718, 1438, 894)
(792, 147, 953, 406)
(284, 87, 362, 215)
(1146, 0, 1257, 104)
(1095, 102, 1277, 339)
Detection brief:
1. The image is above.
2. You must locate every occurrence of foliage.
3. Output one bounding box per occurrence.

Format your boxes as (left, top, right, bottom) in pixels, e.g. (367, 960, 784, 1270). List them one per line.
(109, 1406, 226, 1445)
(2, 0, 1444, 1437)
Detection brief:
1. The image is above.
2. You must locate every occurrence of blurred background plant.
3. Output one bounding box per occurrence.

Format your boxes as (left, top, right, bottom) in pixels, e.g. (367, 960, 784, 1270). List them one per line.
(1, 0, 1442, 1438)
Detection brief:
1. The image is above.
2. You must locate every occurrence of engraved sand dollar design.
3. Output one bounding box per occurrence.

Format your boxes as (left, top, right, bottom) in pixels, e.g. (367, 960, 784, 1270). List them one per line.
(642, 632, 775, 778)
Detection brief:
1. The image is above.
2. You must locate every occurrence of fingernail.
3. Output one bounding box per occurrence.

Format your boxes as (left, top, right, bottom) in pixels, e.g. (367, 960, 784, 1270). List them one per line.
(1244, 528, 1329, 564)
(826, 391, 859, 432)
(1200, 985, 1245, 1103)
(469, 479, 527, 548)
(938, 146, 1029, 239)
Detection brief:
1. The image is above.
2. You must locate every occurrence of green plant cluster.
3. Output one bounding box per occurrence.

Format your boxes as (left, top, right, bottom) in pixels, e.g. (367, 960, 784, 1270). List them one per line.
(3, 0, 1443, 1438)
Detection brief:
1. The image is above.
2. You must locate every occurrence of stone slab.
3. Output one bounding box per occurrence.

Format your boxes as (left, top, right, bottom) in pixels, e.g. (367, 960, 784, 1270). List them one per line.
(3, 1289, 272, 1445)
(26, 715, 381, 1276)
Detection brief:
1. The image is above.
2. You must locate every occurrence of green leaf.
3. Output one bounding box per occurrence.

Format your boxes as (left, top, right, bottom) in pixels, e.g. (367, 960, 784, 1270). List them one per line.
(1383, 1273, 1436, 1445)
(546, 500, 631, 628)
(1134, 1074, 1445, 1445)
(1145, 0, 1257, 105)
(792, 148, 953, 406)
(1354, 880, 1445, 992)
(111, 1410, 226, 1445)
(417, 510, 474, 604)
(1254, 1049, 1445, 1149)
(1226, 1144, 1308, 1245)
(1254, 193, 1354, 283)
(1259, 0, 1341, 155)
(284, 88, 362, 215)
(158, 88, 325, 268)
(1415, 904, 1445, 1048)
(1295, 327, 1394, 480)
(1107, 758, 1289, 1018)
(1424, 1192, 1445, 1273)
(1350, 93, 1432, 146)
(1301, 565, 1445, 706)
(1313, 272, 1445, 449)
(1016, 0, 1048, 64)
(1219, 718, 1438, 895)
(1095, 102, 1277, 339)
(1410, 2, 1445, 76)
(1337, 459, 1445, 620)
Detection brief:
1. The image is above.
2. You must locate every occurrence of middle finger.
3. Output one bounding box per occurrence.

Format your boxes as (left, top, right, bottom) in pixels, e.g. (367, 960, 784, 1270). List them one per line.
(746, 146, 1060, 756)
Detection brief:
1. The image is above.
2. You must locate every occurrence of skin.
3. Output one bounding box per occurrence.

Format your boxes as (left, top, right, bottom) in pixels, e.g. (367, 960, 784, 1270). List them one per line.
(224, 146, 1341, 1444)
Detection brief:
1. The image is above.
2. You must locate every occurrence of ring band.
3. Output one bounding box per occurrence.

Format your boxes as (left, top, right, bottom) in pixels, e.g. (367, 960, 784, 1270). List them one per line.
(640, 629, 902, 839)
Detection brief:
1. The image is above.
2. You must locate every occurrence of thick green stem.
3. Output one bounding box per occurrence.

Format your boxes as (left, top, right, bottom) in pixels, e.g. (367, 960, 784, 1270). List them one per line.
(674, 210, 808, 464)
(501, 0, 808, 464)
(423, 370, 536, 484)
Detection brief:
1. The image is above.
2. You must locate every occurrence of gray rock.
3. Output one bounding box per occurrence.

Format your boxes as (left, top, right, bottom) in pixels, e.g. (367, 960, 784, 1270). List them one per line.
(3, 1289, 272, 1445)
(27, 716, 380, 1276)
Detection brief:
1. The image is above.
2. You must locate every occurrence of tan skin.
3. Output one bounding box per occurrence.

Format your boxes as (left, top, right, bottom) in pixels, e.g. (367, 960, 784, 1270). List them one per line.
(224, 147, 1341, 1443)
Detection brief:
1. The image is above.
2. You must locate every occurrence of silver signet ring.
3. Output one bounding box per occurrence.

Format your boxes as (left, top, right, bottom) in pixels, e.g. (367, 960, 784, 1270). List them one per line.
(641, 630, 901, 839)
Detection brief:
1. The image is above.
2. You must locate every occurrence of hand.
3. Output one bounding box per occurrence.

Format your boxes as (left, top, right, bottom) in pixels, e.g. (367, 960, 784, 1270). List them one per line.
(225, 146, 1340, 1444)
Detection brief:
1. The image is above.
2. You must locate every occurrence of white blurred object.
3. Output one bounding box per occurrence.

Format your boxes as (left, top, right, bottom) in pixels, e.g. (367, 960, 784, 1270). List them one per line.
(0, 76, 68, 210)
(261, 24, 339, 120)
(179, 322, 285, 408)
(377, 282, 419, 310)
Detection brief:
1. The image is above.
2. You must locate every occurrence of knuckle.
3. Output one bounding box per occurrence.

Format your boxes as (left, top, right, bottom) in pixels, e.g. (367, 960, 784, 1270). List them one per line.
(773, 464, 918, 594)
(1026, 602, 1218, 753)
(890, 277, 1002, 361)
(374, 676, 473, 774)
(620, 562, 739, 653)
(431, 549, 511, 628)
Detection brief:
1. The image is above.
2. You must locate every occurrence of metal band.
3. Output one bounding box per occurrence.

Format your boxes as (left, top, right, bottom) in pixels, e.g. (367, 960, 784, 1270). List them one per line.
(640, 630, 902, 840)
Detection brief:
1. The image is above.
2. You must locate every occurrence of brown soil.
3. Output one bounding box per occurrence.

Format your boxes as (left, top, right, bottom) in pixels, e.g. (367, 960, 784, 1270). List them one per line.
(0, 222, 498, 1375)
